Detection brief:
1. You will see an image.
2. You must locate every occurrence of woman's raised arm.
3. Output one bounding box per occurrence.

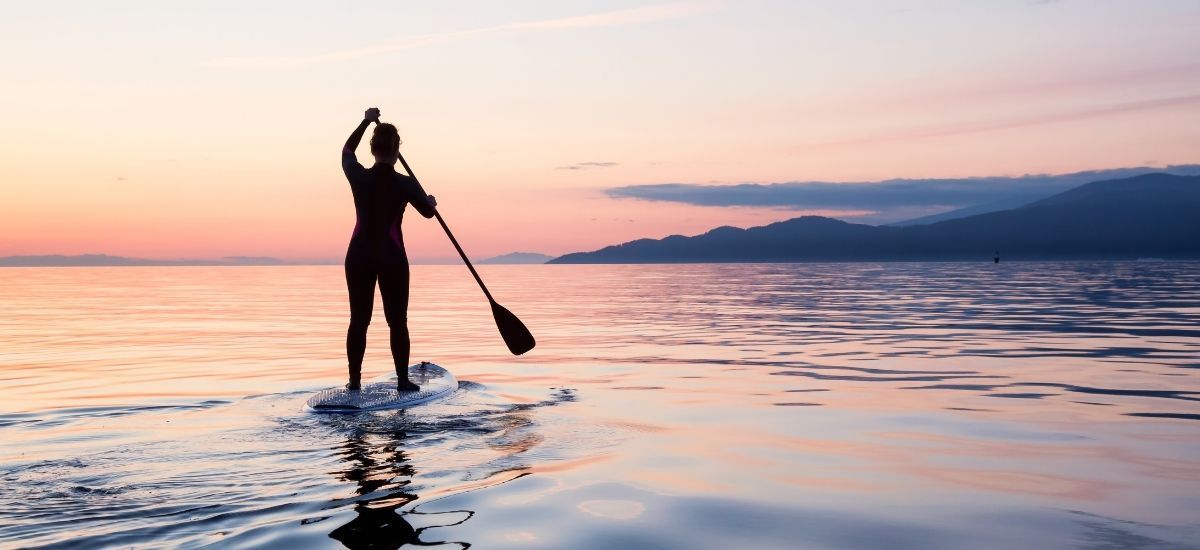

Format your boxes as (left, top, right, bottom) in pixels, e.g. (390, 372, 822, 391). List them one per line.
(342, 107, 380, 158)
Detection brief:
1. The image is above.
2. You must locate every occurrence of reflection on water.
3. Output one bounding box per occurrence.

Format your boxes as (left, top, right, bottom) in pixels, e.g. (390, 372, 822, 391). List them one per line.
(330, 427, 425, 548)
(1, 262, 1199, 548)
(316, 389, 576, 549)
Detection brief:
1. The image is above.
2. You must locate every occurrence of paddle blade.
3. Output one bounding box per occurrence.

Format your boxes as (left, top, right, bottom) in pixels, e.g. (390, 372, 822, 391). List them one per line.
(490, 301, 535, 355)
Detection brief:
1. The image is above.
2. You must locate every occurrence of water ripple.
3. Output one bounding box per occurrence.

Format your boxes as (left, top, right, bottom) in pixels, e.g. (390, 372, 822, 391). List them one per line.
(1, 262, 1198, 548)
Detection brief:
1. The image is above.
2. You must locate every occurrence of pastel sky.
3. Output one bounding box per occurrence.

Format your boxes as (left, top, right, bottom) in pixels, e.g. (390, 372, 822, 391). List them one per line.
(2, 0, 1198, 261)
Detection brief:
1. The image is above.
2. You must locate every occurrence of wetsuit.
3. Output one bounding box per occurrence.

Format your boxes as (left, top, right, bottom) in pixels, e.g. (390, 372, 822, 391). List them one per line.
(341, 120, 436, 385)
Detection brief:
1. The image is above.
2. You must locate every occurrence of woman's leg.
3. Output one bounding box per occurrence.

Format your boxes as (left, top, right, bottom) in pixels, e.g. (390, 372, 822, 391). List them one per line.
(345, 257, 377, 389)
(378, 261, 418, 391)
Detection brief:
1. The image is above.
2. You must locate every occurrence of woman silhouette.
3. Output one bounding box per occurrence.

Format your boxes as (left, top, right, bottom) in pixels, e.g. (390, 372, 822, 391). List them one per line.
(341, 107, 437, 392)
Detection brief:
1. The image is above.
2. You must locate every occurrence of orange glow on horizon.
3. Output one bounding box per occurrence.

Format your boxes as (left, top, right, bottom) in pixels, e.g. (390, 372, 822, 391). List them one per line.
(2, 2, 1198, 260)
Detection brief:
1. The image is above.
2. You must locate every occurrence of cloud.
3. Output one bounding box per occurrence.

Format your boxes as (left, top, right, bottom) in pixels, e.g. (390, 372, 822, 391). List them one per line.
(507, 2, 714, 30)
(802, 94, 1200, 150)
(605, 165, 1200, 223)
(208, 2, 717, 68)
(557, 161, 619, 171)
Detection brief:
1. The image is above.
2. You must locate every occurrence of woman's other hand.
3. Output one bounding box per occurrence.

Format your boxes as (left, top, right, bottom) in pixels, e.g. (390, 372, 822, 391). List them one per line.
(364, 107, 381, 123)
(426, 195, 437, 209)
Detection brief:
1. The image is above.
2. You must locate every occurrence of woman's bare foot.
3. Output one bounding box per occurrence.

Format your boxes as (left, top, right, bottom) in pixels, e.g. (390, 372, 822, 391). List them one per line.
(346, 382, 361, 391)
(397, 380, 420, 393)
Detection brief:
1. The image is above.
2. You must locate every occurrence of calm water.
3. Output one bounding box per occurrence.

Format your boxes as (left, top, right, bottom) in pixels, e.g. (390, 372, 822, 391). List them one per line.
(1, 263, 1198, 549)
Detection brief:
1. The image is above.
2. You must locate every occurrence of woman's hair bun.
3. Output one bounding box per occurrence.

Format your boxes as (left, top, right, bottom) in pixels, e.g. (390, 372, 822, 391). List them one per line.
(370, 123, 401, 156)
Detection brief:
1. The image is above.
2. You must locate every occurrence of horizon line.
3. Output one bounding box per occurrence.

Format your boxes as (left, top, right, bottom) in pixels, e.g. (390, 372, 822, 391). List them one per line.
(0, 253, 554, 266)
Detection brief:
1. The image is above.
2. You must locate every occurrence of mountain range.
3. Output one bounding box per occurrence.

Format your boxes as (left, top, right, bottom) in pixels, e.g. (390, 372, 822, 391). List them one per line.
(551, 173, 1200, 263)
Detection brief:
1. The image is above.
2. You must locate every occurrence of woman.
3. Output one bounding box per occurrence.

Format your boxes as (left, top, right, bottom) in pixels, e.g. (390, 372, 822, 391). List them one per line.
(341, 107, 437, 392)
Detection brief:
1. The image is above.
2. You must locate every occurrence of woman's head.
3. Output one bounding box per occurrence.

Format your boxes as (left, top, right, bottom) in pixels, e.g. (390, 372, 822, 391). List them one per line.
(370, 123, 401, 163)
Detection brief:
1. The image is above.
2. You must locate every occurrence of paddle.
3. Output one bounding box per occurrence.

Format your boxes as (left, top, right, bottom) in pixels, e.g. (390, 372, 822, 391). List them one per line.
(395, 151, 536, 356)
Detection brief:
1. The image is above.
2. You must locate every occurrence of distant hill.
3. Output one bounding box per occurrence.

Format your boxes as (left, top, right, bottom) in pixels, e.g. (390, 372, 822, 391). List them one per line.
(0, 254, 298, 267)
(479, 252, 552, 264)
(0, 254, 148, 267)
(551, 173, 1200, 263)
(887, 165, 1200, 226)
(887, 197, 1036, 227)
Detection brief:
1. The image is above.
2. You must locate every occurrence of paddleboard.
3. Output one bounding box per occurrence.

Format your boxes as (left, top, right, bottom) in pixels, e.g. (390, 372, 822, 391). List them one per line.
(306, 361, 457, 413)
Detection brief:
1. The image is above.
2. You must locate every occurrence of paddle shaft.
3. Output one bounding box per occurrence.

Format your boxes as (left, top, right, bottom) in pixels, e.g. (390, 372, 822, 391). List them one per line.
(395, 152, 496, 304)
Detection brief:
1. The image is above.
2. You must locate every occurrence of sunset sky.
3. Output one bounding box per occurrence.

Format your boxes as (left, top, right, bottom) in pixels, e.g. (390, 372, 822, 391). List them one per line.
(2, 0, 1198, 261)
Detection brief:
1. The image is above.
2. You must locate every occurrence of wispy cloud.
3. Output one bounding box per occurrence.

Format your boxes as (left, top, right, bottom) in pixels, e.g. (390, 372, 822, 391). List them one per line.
(209, 2, 717, 68)
(802, 94, 1200, 151)
(557, 161, 619, 171)
(606, 165, 1200, 223)
(507, 2, 713, 30)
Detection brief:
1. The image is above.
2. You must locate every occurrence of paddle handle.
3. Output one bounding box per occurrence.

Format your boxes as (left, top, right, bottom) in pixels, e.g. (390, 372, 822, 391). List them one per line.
(396, 151, 496, 304)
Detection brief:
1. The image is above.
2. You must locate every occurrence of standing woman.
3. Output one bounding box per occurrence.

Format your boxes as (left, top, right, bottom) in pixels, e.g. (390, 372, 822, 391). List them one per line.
(341, 107, 437, 392)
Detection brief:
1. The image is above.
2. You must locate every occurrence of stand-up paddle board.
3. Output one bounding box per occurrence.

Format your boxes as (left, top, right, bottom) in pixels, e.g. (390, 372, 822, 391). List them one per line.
(306, 361, 457, 413)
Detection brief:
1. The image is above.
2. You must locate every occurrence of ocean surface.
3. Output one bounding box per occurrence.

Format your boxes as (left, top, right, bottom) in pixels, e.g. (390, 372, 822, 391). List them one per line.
(1, 262, 1198, 549)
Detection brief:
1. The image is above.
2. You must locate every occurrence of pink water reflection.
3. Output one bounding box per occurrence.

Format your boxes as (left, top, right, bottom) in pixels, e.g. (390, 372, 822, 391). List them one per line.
(1, 263, 1198, 547)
